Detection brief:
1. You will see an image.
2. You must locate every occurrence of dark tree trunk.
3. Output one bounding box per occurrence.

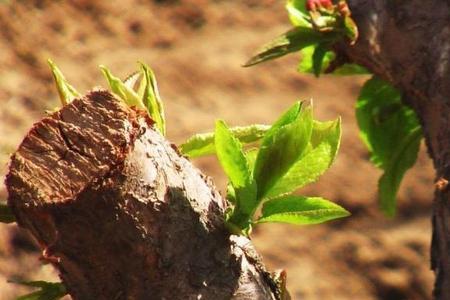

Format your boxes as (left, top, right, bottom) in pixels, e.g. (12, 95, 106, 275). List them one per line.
(5, 91, 283, 300)
(338, 1, 450, 299)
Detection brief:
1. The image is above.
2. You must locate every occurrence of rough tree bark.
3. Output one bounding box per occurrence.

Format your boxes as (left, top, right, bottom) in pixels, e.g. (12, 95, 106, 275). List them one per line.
(338, 1, 450, 299)
(5, 90, 284, 299)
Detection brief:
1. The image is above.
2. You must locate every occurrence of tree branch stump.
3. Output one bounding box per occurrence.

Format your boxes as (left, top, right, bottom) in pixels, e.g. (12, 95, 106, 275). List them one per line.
(5, 90, 281, 299)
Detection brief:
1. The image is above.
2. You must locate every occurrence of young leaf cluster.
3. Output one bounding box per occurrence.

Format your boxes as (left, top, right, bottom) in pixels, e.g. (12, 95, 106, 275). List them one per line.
(246, 0, 425, 217)
(184, 102, 348, 235)
(244, 0, 358, 75)
(48, 60, 166, 135)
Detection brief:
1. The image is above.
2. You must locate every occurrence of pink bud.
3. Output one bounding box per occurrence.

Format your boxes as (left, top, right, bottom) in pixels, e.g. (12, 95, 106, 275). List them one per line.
(306, 0, 333, 11)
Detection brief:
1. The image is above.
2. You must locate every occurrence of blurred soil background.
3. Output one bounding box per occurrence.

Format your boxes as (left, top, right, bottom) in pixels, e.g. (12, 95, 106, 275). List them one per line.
(0, 0, 436, 299)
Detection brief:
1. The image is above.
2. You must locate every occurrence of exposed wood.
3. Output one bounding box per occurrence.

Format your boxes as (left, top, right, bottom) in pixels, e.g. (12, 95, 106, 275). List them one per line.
(338, 1, 450, 298)
(5, 90, 282, 300)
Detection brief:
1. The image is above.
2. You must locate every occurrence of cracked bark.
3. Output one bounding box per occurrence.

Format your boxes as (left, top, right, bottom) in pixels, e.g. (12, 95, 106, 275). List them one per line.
(5, 90, 283, 300)
(336, 1, 450, 299)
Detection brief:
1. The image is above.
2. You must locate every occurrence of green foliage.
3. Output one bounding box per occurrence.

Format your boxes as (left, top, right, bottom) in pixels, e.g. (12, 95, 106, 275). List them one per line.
(356, 76, 422, 216)
(253, 103, 313, 198)
(10, 280, 66, 300)
(215, 121, 257, 231)
(298, 45, 369, 76)
(247, 1, 425, 218)
(139, 63, 166, 135)
(179, 124, 269, 158)
(212, 102, 347, 235)
(243, 27, 336, 67)
(311, 43, 329, 76)
(215, 121, 253, 189)
(100, 65, 146, 111)
(47, 59, 80, 105)
(0, 202, 15, 223)
(266, 118, 341, 198)
(101, 64, 166, 135)
(258, 195, 349, 225)
(46, 61, 166, 135)
(245, 0, 358, 70)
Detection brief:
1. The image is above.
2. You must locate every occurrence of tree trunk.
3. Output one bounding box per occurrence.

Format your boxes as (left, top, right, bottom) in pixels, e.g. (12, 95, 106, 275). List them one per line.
(338, 1, 450, 299)
(5, 90, 284, 300)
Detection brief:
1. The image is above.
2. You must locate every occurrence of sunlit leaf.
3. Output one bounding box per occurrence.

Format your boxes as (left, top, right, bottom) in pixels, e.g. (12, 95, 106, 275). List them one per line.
(139, 63, 166, 135)
(265, 118, 340, 198)
(254, 103, 313, 198)
(245, 148, 258, 172)
(100, 65, 145, 110)
(215, 120, 257, 219)
(180, 124, 269, 158)
(47, 59, 80, 106)
(257, 195, 349, 225)
(215, 120, 252, 189)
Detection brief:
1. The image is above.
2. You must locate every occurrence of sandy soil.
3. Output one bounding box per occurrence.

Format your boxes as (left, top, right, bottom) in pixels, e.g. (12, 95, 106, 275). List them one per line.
(0, 1, 436, 299)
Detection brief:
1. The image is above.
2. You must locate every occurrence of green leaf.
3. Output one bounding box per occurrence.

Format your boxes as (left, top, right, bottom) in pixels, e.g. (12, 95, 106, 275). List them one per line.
(356, 76, 423, 216)
(47, 59, 80, 106)
(245, 148, 258, 172)
(261, 101, 302, 140)
(100, 65, 146, 110)
(215, 120, 252, 188)
(356, 76, 421, 168)
(244, 27, 337, 67)
(379, 127, 422, 216)
(179, 124, 270, 158)
(0, 202, 15, 223)
(10, 280, 66, 300)
(265, 118, 341, 198)
(139, 63, 166, 135)
(254, 103, 313, 198)
(285, 0, 312, 28)
(312, 43, 329, 77)
(298, 45, 330, 73)
(298, 46, 369, 75)
(215, 121, 257, 229)
(257, 195, 349, 225)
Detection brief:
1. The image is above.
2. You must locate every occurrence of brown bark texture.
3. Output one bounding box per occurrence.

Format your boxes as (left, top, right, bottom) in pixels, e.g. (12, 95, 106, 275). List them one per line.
(338, 1, 450, 299)
(5, 91, 283, 300)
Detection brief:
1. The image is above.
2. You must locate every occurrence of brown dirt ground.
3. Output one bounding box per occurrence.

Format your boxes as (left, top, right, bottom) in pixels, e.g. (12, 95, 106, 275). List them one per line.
(0, 1, 436, 299)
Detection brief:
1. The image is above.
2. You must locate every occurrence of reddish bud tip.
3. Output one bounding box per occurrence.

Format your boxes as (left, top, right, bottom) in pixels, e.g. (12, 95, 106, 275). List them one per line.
(306, 0, 333, 11)
(338, 1, 351, 17)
